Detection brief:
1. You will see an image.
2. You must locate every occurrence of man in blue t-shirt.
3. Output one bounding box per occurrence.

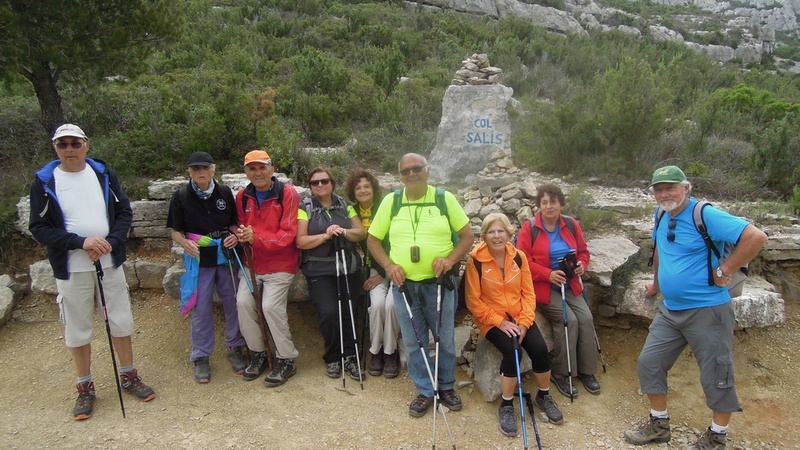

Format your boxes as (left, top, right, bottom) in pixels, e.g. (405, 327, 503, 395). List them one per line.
(624, 166, 767, 450)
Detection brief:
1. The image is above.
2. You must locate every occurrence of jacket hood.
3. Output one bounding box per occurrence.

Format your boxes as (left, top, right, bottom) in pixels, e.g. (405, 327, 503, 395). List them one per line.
(35, 158, 108, 185)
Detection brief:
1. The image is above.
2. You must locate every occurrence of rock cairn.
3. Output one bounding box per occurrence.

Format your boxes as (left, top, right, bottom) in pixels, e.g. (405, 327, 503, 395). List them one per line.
(451, 53, 503, 86)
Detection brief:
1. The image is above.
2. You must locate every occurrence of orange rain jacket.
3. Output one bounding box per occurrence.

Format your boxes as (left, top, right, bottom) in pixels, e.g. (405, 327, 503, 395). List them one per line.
(464, 241, 536, 337)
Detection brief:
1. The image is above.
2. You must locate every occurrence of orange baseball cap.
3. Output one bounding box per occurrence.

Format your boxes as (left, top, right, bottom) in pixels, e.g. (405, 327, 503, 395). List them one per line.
(244, 150, 271, 166)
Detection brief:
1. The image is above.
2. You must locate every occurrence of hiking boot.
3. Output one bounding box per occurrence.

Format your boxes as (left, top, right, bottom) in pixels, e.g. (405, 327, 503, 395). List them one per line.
(624, 415, 671, 445)
(326, 361, 341, 378)
(551, 373, 579, 398)
(686, 428, 727, 450)
(409, 394, 433, 417)
(264, 358, 297, 387)
(438, 389, 462, 411)
(243, 351, 269, 381)
(368, 350, 384, 376)
(72, 381, 96, 421)
(343, 355, 366, 381)
(227, 346, 247, 375)
(383, 351, 400, 379)
(534, 393, 564, 425)
(498, 405, 518, 437)
(120, 369, 155, 401)
(578, 373, 601, 395)
(194, 357, 210, 384)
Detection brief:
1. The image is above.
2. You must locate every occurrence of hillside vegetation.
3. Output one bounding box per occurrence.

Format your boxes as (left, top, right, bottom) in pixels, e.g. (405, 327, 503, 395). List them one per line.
(1, 0, 799, 267)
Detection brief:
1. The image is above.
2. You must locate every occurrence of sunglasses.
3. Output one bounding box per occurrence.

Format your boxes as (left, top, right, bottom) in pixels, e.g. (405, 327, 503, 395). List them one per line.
(400, 165, 426, 176)
(667, 219, 677, 243)
(55, 141, 85, 149)
(309, 178, 331, 187)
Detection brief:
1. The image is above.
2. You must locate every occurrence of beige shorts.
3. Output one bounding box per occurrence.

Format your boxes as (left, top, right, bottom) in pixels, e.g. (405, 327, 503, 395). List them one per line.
(55, 266, 134, 348)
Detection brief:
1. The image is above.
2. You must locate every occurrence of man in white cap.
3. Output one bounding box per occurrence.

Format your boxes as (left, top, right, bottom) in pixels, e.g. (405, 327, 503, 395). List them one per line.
(29, 124, 155, 420)
(624, 165, 767, 449)
(234, 150, 301, 386)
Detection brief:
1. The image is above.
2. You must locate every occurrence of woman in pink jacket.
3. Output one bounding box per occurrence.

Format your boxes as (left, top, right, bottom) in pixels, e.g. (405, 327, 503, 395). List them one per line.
(465, 213, 564, 437)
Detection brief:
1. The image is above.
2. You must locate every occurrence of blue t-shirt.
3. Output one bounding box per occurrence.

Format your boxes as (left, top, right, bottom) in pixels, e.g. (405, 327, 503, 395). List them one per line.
(653, 198, 748, 310)
(546, 226, 571, 270)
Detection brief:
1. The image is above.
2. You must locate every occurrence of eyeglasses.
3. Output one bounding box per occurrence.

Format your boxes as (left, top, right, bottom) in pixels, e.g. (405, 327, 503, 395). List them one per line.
(55, 141, 85, 149)
(667, 219, 677, 243)
(400, 165, 426, 176)
(309, 178, 331, 187)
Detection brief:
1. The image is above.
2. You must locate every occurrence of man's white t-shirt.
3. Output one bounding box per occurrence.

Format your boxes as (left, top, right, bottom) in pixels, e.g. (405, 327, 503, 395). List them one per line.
(54, 165, 112, 272)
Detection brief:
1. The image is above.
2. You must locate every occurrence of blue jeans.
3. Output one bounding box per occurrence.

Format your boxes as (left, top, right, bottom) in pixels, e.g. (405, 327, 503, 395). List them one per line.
(392, 279, 456, 397)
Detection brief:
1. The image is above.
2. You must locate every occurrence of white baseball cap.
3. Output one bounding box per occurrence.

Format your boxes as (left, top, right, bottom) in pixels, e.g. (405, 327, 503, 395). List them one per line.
(52, 124, 88, 141)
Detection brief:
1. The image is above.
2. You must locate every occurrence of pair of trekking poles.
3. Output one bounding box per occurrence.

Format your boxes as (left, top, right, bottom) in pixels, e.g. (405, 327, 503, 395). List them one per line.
(557, 250, 607, 403)
(399, 275, 457, 450)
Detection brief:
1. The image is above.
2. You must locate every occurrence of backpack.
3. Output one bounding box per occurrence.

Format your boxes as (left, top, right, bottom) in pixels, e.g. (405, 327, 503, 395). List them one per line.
(524, 215, 576, 244)
(390, 187, 460, 246)
(648, 201, 748, 297)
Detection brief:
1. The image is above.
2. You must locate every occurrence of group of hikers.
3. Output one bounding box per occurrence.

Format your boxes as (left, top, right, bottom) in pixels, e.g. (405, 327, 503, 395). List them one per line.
(29, 123, 768, 450)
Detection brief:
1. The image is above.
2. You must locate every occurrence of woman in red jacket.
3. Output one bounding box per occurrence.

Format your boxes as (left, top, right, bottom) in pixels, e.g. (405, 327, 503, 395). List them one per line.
(515, 184, 599, 399)
(465, 213, 564, 437)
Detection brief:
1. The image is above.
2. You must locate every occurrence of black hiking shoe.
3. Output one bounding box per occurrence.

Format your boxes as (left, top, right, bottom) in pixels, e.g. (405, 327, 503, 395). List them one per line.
(383, 351, 400, 378)
(578, 373, 601, 395)
(243, 351, 269, 381)
(687, 427, 727, 450)
(194, 357, 210, 384)
(227, 346, 247, 375)
(368, 350, 384, 376)
(120, 369, 155, 401)
(551, 373, 579, 398)
(72, 381, 96, 421)
(624, 415, 671, 445)
(343, 355, 365, 381)
(264, 358, 297, 387)
(438, 389, 462, 411)
(409, 394, 433, 417)
(326, 361, 341, 378)
(535, 393, 564, 425)
(498, 405, 518, 437)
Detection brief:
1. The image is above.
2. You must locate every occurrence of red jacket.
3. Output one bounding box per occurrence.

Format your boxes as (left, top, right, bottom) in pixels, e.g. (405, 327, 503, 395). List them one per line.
(236, 181, 300, 274)
(514, 213, 590, 305)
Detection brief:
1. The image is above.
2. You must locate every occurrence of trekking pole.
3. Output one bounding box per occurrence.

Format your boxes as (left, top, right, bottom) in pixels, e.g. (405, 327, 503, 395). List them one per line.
(337, 235, 364, 390)
(94, 261, 126, 419)
(238, 245, 275, 370)
(577, 277, 607, 373)
(399, 283, 456, 450)
(560, 283, 574, 403)
(504, 313, 529, 449)
(434, 275, 458, 450)
(521, 392, 543, 450)
(333, 238, 347, 389)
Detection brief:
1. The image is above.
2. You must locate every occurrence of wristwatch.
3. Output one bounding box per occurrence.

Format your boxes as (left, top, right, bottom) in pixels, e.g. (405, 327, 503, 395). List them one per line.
(715, 267, 730, 279)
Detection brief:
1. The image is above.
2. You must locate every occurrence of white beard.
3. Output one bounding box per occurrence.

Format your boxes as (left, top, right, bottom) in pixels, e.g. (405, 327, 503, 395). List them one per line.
(659, 190, 686, 212)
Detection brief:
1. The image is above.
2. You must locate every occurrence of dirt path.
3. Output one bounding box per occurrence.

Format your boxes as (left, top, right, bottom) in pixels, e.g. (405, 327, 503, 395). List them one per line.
(1, 291, 798, 449)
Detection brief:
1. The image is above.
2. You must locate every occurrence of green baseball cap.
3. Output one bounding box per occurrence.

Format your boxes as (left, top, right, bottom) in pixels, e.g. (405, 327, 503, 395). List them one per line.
(650, 165, 686, 187)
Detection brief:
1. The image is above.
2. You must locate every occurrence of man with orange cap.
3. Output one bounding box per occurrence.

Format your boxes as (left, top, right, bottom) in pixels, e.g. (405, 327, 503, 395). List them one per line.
(234, 150, 301, 386)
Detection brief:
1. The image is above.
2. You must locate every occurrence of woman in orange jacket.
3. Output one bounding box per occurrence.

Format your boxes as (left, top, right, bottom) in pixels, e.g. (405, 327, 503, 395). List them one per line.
(465, 213, 564, 437)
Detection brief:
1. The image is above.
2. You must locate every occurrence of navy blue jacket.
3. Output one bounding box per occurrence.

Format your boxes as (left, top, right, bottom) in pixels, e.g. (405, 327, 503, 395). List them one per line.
(28, 158, 132, 280)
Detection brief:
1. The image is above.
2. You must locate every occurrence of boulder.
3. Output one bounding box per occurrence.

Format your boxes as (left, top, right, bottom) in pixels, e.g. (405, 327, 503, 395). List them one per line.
(0, 275, 23, 327)
(495, 0, 588, 36)
(130, 201, 170, 239)
(472, 334, 533, 402)
(429, 85, 515, 185)
(617, 273, 785, 330)
(30, 260, 57, 295)
(123, 261, 138, 291)
(135, 260, 172, 290)
(586, 237, 641, 287)
(162, 263, 184, 300)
